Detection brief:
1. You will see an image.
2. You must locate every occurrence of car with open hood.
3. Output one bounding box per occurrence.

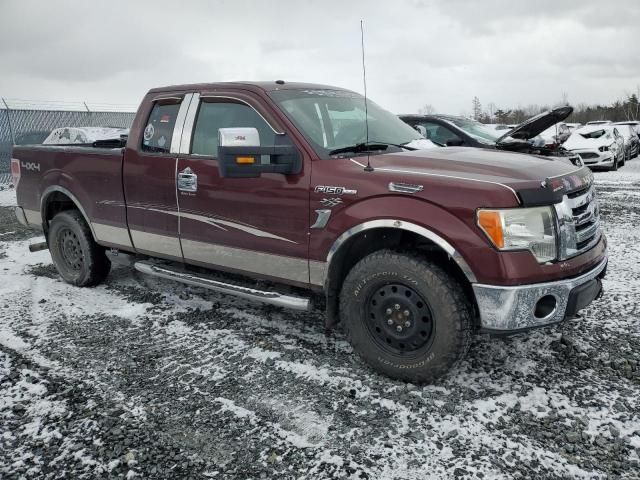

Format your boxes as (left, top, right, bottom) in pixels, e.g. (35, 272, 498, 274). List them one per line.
(399, 107, 582, 167)
(564, 125, 625, 170)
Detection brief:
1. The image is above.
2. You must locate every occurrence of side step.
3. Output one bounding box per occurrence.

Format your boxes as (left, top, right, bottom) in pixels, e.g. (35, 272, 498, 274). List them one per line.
(134, 260, 310, 311)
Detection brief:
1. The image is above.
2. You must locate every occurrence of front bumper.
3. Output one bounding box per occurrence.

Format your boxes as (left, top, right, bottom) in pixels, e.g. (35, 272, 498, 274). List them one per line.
(573, 150, 613, 166)
(473, 257, 607, 333)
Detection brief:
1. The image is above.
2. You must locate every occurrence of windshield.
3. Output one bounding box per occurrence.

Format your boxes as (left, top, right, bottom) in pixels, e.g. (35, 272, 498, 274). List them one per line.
(268, 89, 423, 158)
(443, 117, 503, 145)
(580, 129, 607, 139)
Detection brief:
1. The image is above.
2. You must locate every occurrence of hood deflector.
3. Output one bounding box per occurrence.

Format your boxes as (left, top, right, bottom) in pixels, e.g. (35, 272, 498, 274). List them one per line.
(518, 166, 593, 206)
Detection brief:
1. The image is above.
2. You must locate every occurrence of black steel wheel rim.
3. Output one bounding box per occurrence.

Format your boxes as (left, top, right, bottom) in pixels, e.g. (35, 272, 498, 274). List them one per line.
(59, 228, 84, 271)
(365, 282, 435, 355)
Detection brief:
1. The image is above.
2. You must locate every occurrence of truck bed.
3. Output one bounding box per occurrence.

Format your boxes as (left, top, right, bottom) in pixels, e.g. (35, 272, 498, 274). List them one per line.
(13, 144, 129, 249)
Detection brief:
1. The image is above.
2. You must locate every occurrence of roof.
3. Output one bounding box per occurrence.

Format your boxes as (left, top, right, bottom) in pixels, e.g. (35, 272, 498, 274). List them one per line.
(148, 81, 353, 94)
(398, 114, 467, 121)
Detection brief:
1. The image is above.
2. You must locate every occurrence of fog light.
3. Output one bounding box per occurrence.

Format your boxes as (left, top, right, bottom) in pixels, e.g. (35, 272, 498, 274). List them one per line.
(534, 295, 557, 319)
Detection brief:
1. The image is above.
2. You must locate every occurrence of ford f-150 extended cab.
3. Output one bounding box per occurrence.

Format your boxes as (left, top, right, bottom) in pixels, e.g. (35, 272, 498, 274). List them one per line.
(11, 81, 607, 383)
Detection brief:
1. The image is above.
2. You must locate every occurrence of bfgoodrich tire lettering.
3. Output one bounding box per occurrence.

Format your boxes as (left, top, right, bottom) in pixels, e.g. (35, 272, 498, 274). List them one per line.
(340, 250, 472, 383)
(48, 210, 111, 287)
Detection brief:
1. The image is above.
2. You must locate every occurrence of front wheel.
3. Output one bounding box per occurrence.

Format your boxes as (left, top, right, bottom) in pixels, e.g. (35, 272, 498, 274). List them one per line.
(48, 210, 111, 286)
(339, 250, 472, 383)
(611, 154, 619, 171)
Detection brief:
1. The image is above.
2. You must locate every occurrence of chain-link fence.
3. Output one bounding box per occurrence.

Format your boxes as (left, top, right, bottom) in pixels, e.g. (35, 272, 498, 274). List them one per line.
(0, 98, 137, 174)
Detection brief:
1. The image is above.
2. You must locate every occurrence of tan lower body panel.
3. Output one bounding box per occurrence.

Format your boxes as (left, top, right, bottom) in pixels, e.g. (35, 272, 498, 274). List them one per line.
(94, 223, 133, 249)
(130, 230, 182, 259)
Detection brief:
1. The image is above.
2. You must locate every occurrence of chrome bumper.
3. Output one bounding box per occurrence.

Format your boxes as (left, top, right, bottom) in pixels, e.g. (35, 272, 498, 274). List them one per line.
(473, 257, 607, 332)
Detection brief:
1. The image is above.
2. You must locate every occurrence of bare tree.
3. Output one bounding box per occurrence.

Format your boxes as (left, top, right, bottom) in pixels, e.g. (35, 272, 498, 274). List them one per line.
(487, 102, 496, 121)
(472, 97, 482, 120)
(418, 104, 436, 115)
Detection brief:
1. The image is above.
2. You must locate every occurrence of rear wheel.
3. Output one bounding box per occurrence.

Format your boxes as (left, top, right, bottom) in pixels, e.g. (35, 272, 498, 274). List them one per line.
(48, 210, 111, 286)
(339, 250, 472, 383)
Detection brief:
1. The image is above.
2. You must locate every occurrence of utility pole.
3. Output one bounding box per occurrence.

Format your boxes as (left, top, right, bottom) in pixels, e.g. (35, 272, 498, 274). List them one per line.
(2, 98, 16, 145)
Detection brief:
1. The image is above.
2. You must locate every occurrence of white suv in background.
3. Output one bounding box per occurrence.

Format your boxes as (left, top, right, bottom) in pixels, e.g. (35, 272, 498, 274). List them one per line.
(564, 125, 625, 171)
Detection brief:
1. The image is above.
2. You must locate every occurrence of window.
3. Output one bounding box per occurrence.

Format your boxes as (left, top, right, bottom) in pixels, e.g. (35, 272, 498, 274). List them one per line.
(191, 101, 276, 157)
(417, 121, 461, 145)
(268, 89, 423, 159)
(141, 101, 181, 153)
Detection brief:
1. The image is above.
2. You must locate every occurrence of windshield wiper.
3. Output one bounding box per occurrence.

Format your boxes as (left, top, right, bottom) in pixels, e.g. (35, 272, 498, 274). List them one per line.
(329, 141, 416, 156)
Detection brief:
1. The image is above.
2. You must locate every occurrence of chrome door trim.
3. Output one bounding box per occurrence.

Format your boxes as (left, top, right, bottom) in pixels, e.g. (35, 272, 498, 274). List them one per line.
(327, 219, 477, 283)
(179, 93, 200, 155)
(170, 93, 194, 155)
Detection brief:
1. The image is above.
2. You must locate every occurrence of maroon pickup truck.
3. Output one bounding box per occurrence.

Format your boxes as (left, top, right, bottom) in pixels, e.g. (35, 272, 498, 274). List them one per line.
(11, 81, 607, 383)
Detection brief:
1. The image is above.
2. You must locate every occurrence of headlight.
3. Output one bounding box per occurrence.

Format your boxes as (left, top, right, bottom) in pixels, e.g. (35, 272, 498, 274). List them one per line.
(477, 207, 557, 263)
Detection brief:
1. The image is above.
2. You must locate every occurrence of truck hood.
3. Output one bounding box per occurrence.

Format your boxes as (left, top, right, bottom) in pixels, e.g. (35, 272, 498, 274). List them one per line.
(358, 147, 591, 204)
(495, 106, 573, 144)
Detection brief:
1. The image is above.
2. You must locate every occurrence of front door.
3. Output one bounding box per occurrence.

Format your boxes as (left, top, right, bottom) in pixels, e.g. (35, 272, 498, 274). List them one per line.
(175, 93, 311, 286)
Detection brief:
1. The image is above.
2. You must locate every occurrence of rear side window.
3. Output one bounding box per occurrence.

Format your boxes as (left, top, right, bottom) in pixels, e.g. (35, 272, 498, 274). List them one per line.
(141, 102, 181, 153)
(191, 101, 275, 157)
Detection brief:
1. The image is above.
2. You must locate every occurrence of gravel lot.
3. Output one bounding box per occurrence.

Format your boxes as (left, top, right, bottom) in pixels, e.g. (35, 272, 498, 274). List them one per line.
(0, 163, 639, 480)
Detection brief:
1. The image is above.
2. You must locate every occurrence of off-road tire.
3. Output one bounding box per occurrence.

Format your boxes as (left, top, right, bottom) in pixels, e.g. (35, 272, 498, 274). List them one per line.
(48, 210, 111, 287)
(339, 250, 472, 383)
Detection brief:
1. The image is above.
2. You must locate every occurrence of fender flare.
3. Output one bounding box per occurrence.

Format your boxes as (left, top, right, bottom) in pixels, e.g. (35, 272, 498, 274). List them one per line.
(40, 185, 96, 239)
(326, 219, 477, 284)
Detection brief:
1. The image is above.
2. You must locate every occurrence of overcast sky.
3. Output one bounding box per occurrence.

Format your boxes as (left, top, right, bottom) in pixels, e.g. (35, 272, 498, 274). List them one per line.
(1, 0, 639, 115)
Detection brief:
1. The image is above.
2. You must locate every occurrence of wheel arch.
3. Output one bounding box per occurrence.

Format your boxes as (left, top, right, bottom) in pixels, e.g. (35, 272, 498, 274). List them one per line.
(40, 186, 96, 239)
(323, 219, 478, 328)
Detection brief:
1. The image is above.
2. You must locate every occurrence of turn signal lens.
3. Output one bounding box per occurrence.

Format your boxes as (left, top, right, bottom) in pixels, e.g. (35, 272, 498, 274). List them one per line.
(236, 156, 255, 164)
(477, 210, 504, 248)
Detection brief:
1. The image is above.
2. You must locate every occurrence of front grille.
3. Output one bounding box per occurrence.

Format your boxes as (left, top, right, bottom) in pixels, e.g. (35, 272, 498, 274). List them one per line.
(567, 186, 601, 255)
(579, 152, 599, 159)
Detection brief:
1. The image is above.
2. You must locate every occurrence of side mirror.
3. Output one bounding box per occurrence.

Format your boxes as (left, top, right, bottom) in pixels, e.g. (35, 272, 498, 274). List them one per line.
(217, 127, 302, 178)
(414, 125, 427, 137)
(446, 138, 464, 147)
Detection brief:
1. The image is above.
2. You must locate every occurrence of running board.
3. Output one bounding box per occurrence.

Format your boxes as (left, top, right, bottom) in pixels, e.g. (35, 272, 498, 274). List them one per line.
(134, 260, 310, 311)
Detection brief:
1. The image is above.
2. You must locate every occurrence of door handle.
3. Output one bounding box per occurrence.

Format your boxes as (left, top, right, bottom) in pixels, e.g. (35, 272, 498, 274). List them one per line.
(178, 167, 197, 192)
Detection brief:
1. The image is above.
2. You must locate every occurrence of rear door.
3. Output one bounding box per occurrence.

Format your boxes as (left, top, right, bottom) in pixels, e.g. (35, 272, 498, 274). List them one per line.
(123, 94, 193, 260)
(175, 91, 311, 286)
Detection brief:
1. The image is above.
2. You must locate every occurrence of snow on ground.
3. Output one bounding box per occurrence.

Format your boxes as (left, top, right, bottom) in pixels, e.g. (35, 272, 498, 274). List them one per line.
(0, 162, 639, 479)
(0, 185, 16, 207)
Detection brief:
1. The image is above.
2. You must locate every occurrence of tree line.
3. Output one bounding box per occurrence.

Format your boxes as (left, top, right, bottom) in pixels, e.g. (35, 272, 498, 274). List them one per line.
(476, 90, 640, 125)
(418, 89, 640, 125)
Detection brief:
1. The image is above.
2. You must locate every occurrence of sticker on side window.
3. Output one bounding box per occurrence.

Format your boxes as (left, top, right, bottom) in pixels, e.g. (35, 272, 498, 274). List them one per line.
(160, 114, 171, 123)
(143, 123, 155, 141)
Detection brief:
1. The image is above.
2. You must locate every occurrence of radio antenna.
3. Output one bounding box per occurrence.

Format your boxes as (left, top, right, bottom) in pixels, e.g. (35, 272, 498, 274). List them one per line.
(361, 20, 374, 172)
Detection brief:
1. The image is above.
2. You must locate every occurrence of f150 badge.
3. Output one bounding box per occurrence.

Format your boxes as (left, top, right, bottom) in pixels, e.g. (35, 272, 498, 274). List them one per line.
(314, 185, 357, 195)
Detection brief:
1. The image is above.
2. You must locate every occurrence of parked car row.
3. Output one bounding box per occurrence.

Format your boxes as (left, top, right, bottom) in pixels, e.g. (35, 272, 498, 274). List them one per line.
(402, 112, 640, 172)
(399, 107, 583, 167)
